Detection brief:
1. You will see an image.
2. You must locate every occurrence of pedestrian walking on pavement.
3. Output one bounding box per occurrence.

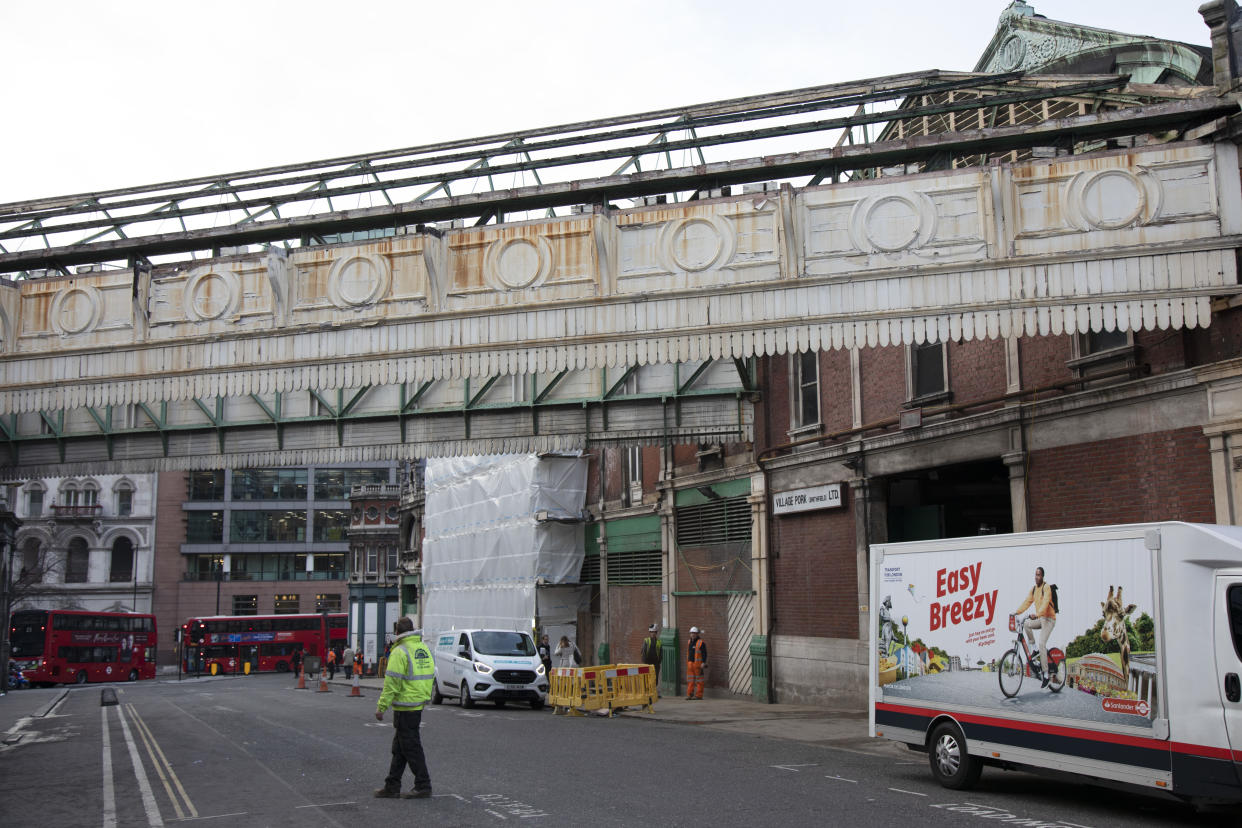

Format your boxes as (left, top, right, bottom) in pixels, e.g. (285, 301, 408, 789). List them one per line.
(326, 647, 337, 680)
(291, 647, 303, 682)
(374, 617, 434, 800)
(641, 623, 662, 697)
(537, 634, 551, 676)
(343, 643, 355, 678)
(554, 636, 580, 668)
(686, 626, 707, 700)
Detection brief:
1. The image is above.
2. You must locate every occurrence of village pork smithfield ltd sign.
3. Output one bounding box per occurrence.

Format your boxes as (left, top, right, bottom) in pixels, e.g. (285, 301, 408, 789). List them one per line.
(773, 484, 844, 515)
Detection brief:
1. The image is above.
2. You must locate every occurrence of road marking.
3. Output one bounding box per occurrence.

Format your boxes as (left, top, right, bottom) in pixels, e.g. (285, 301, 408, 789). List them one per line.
(825, 775, 857, 783)
(895, 761, 922, 765)
(772, 763, 818, 772)
(116, 704, 165, 826)
(295, 801, 357, 809)
(173, 812, 248, 822)
(888, 787, 927, 796)
(128, 704, 197, 819)
(102, 707, 117, 828)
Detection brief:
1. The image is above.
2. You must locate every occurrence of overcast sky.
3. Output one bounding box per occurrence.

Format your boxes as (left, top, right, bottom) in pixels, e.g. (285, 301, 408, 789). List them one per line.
(1, 1, 1210, 204)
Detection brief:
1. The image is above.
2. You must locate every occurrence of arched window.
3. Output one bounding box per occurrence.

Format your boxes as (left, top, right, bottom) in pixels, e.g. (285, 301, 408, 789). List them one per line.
(25, 483, 45, 518)
(60, 482, 80, 507)
(19, 538, 42, 583)
(65, 538, 90, 583)
(110, 537, 134, 582)
(82, 482, 99, 507)
(114, 479, 134, 517)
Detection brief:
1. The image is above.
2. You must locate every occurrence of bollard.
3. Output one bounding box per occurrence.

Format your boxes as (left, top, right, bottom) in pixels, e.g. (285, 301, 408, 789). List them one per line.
(244, 662, 251, 675)
(210, 662, 219, 676)
(348, 671, 364, 698)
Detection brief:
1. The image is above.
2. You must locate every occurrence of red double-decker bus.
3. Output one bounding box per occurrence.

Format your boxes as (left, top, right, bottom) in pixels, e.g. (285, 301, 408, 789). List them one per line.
(9, 609, 158, 686)
(180, 613, 347, 675)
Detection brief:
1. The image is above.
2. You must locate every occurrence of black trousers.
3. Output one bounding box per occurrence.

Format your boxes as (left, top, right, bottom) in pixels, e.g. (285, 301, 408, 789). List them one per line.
(385, 710, 431, 792)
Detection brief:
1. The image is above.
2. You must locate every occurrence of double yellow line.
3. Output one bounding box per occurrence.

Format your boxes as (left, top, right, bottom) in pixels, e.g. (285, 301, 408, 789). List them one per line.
(125, 704, 198, 820)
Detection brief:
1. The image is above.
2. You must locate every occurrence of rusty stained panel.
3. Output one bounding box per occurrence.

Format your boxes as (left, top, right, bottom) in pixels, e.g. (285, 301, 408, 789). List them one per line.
(444, 215, 597, 305)
(17, 271, 135, 347)
(288, 235, 431, 322)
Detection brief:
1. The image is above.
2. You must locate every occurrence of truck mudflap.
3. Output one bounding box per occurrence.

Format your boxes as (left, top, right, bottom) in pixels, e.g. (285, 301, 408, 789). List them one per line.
(877, 701, 1242, 800)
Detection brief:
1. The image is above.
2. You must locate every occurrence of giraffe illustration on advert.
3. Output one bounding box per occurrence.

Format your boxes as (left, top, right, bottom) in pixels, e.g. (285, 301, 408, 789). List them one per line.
(1100, 585, 1138, 683)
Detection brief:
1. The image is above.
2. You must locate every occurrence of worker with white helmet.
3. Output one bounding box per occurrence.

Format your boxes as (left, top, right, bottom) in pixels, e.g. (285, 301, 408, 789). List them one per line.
(685, 626, 707, 700)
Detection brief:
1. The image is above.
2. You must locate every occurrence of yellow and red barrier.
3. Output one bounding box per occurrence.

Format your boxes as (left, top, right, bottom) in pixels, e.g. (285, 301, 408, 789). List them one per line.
(549, 664, 657, 717)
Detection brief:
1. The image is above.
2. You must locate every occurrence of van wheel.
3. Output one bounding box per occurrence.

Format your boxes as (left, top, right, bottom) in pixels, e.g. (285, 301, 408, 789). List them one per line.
(128, 670, 139, 682)
(461, 682, 475, 709)
(928, 722, 982, 790)
(75, 670, 88, 685)
(432, 685, 443, 705)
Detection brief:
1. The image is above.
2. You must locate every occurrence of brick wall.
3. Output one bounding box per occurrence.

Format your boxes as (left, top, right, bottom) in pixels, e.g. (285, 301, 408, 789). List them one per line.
(860, 346, 907, 424)
(770, 501, 858, 639)
(1018, 334, 1073, 389)
(152, 471, 187, 668)
(1027, 426, 1215, 529)
(606, 584, 661, 663)
(672, 595, 728, 689)
(820, 346, 854, 432)
(949, 337, 1006, 403)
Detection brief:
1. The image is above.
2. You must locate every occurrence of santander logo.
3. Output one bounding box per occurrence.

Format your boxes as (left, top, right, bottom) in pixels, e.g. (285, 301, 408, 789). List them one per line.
(1102, 697, 1150, 717)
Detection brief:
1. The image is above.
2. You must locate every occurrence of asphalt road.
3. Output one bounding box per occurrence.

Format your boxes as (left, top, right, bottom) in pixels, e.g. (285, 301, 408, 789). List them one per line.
(0, 674, 1227, 827)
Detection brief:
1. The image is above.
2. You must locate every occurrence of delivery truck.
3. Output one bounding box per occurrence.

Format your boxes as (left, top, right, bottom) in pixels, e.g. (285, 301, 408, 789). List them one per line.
(869, 522, 1242, 806)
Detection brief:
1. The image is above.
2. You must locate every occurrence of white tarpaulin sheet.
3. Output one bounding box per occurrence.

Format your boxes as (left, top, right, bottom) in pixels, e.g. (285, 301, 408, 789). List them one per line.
(421, 453, 588, 637)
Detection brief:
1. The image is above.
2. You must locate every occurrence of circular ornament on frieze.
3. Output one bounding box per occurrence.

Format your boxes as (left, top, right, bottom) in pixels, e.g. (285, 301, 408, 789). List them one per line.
(328, 253, 391, 309)
(996, 34, 1028, 72)
(485, 236, 553, 290)
(184, 268, 241, 321)
(1074, 169, 1147, 230)
(50, 285, 104, 336)
(661, 216, 735, 273)
(850, 193, 936, 254)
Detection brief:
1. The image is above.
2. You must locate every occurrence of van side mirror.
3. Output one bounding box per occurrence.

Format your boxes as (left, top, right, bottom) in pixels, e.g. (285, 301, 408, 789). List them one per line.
(458, 648, 470, 659)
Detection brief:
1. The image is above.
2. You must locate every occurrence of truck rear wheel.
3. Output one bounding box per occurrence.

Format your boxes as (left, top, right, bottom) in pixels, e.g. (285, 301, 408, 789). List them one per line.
(928, 721, 982, 790)
(997, 649, 1024, 698)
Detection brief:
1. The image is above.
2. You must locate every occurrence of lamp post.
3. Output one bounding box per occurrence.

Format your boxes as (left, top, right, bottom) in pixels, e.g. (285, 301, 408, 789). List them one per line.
(0, 486, 23, 696)
(215, 557, 223, 616)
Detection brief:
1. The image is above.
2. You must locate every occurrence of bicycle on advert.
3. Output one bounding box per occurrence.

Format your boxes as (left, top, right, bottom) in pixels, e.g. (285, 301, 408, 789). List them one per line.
(998, 613, 1065, 698)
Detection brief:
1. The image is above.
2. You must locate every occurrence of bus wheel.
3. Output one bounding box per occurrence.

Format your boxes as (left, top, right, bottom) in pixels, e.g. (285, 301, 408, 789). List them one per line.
(275, 661, 289, 673)
(75, 671, 88, 685)
(128, 669, 139, 682)
(928, 721, 982, 790)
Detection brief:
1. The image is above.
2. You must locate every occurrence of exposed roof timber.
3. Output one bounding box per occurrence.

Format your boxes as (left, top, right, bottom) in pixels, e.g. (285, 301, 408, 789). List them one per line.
(0, 75, 1125, 241)
(1, 93, 1230, 275)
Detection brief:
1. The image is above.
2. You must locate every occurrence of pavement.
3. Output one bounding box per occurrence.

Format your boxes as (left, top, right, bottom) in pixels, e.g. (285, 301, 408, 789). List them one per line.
(312, 671, 896, 756)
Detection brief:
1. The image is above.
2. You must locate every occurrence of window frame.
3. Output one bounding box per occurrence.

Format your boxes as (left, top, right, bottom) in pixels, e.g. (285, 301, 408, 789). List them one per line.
(906, 340, 950, 406)
(789, 350, 821, 436)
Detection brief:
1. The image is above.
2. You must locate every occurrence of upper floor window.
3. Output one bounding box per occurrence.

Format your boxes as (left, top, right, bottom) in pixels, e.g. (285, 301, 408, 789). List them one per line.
(1069, 329, 1136, 379)
(792, 351, 820, 432)
(232, 469, 307, 501)
(110, 537, 134, 582)
(65, 537, 90, 583)
(115, 481, 134, 517)
(26, 486, 44, 518)
(188, 470, 225, 501)
(908, 341, 949, 403)
(82, 483, 99, 507)
(274, 594, 300, 614)
(19, 539, 42, 583)
(385, 544, 398, 575)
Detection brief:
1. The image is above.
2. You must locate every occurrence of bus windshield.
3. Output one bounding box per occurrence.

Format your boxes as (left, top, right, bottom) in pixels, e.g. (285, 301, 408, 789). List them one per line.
(472, 631, 536, 657)
(10, 611, 48, 658)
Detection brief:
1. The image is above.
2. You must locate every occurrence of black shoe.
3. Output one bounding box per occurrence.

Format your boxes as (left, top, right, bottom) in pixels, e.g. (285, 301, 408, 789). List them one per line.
(403, 790, 432, 799)
(1040, 676, 1050, 688)
(374, 788, 401, 799)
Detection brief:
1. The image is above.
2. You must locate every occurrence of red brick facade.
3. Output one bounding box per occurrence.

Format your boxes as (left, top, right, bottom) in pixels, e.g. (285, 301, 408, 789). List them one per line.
(770, 502, 858, 639)
(1027, 427, 1215, 530)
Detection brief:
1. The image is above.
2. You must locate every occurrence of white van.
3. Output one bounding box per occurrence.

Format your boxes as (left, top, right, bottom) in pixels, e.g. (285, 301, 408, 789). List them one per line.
(431, 629, 548, 710)
(870, 522, 1242, 807)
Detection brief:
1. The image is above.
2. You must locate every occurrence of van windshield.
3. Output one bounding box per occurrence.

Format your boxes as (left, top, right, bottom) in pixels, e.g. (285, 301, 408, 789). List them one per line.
(472, 631, 535, 657)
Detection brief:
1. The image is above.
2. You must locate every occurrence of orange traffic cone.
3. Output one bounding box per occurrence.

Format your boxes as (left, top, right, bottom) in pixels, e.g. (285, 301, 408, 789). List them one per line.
(349, 672, 364, 698)
(296, 666, 307, 690)
(317, 671, 331, 693)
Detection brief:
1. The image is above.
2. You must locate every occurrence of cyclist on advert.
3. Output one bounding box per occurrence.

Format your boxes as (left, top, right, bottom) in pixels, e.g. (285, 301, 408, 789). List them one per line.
(1014, 566, 1057, 687)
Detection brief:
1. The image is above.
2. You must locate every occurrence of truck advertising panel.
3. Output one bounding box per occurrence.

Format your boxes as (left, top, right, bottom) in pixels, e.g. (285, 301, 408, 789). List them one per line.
(875, 536, 1158, 729)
